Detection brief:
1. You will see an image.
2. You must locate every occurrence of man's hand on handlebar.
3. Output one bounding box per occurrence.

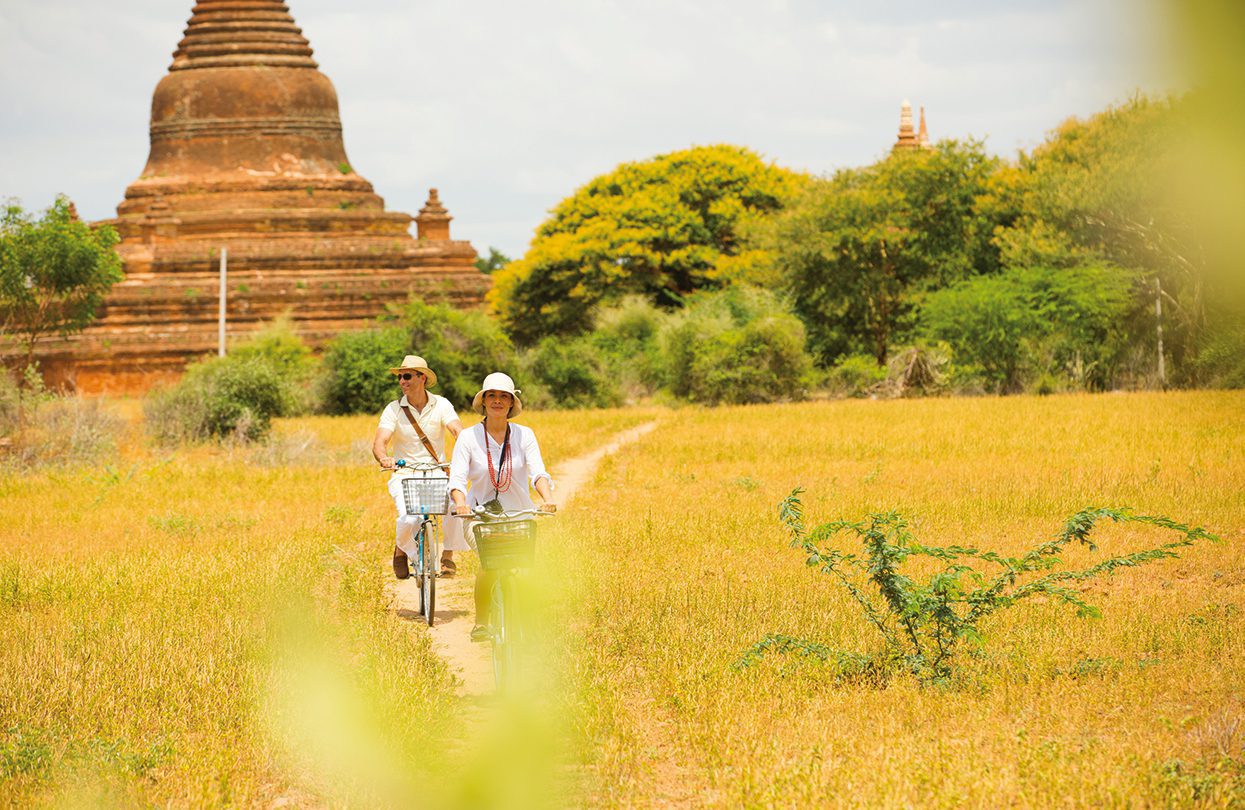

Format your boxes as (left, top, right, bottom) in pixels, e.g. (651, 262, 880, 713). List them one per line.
(378, 455, 395, 470)
(539, 503, 558, 514)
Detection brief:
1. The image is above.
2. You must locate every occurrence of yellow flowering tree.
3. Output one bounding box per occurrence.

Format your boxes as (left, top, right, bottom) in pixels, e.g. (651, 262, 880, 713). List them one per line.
(490, 145, 805, 345)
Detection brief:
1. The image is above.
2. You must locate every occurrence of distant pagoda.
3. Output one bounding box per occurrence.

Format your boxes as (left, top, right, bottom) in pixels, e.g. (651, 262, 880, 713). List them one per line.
(892, 99, 933, 154)
(41, 0, 488, 392)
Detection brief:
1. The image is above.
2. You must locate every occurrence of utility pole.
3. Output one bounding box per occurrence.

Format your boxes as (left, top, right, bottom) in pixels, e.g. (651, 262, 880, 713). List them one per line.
(218, 247, 228, 357)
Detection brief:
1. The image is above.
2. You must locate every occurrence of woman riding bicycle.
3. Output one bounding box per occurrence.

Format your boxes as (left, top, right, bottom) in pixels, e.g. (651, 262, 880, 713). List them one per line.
(372, 355, 465, 579)
(448, 372, 556, 642)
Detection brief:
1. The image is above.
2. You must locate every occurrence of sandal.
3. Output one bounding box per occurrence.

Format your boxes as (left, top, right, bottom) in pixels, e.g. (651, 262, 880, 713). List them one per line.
(439, 557, 457, 578)
(470, 625, 490, 643)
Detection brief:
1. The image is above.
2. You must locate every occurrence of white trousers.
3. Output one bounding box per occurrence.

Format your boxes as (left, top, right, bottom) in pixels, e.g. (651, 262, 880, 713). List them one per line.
(387, 476, 470, 555)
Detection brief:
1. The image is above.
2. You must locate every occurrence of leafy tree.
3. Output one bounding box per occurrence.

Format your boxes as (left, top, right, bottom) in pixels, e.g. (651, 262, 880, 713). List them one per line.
(768, 140, 1002, 366)
(996, 97, 1201, 381)
(490, 145, 805, 344)
(474, 247, 511, 275)
(0, 196, 124, 372)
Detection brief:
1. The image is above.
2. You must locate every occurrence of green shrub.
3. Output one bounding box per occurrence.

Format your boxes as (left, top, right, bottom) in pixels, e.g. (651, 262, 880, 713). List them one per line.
(591, 296, 665, 396)
(659, 288, 813, 405)
(320, 328, 410, 415)
(146, 355, 291, 443)
(692, 315, 811, 405)
(827, 354, 886, 397)
(1195, 321, 1245, 388)
(919, 264, 1137, 393)
(320, 301, 519, 414)
(738, 489, 1220, 684)
(399, 300, 517, 410)
(229, 316, 320, 413)
(230, 316, 316, 379)
(522, 336, 622, 410)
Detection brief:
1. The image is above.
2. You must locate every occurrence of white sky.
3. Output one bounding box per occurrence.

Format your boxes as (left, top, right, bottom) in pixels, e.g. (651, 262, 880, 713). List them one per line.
(0, 0, 1173, 259)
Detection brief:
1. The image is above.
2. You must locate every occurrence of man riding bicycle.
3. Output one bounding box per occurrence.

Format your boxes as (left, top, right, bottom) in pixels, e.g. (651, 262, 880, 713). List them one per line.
(372, 355, 465, 579)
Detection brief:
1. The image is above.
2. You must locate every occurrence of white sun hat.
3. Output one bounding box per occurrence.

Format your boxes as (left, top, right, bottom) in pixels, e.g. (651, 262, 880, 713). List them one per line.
(471, 372, 523, 417)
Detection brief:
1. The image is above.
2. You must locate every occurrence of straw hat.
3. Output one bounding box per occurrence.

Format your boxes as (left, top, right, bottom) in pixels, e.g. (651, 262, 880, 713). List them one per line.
(388, 355, 438, 387)
(471, 372, 523, 417)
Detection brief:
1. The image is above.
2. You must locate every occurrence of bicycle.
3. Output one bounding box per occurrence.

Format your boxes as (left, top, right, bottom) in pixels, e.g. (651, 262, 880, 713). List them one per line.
(394, 459, 451, 627)
(468, 505, 555, 692)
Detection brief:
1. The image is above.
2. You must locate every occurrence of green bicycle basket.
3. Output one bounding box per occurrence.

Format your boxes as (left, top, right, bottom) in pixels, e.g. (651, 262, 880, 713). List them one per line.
(473, 519, 537, 571)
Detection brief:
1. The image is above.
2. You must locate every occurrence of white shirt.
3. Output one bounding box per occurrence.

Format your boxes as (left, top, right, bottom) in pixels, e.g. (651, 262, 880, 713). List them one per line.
(378, 394, 458, 475)
(448, 422, 551, 512)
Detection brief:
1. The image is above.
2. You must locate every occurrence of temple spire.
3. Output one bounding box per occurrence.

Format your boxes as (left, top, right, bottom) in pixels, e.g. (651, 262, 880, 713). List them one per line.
(892, 99, 933, 154)
(170, 0, 317, 71)
(416, 188, 454, 240)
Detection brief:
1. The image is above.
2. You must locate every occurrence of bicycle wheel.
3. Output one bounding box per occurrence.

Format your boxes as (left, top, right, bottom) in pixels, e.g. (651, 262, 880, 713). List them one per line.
(423, 548, 435, 628)
(423, 517, 440, 627)
(492, 575, 516, 691)
(415, 524, 427, 616)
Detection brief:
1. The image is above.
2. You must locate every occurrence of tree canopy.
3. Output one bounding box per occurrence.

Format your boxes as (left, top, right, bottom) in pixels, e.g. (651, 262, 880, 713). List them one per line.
(490, 144, 805, 345)
(0, 196, 124, 371)
(766, 140, 1002, 365)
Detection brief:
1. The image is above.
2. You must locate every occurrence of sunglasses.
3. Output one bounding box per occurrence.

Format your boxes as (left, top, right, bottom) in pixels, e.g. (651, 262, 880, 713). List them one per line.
(397, 371, 426, 381)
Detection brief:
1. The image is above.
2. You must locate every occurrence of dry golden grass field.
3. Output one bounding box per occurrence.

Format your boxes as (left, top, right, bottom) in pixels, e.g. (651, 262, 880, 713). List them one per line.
(1, 392, 1242, 807)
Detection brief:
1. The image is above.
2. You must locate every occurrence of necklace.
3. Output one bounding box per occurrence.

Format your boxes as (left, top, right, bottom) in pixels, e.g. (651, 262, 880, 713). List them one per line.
(485, 423, 513, 493)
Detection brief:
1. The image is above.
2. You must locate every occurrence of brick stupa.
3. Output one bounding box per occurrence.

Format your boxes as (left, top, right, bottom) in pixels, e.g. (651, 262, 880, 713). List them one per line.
(46, 0, 487, 392)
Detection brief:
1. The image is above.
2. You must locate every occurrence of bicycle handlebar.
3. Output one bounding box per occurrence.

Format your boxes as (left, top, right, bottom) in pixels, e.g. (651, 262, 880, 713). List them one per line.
(468, 505, 557, 520)
(392, 459, 450, 471)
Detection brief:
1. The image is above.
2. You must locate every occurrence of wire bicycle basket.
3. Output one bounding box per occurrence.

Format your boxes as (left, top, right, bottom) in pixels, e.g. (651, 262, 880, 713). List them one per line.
(473, 519, 537, 571)
(401, 476, 450, 516)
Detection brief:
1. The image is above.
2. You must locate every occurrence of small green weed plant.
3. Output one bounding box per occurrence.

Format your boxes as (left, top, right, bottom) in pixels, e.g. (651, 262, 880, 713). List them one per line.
(738, 488, 1220, 683)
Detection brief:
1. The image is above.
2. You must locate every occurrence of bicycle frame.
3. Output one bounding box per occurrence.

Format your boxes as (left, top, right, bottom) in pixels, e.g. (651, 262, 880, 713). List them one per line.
(470, 506, 554, 691)
(395, 459, 450, 627)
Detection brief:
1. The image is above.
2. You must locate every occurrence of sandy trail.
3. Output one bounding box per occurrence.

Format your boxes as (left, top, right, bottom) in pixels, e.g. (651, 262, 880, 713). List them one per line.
(386, 420, 658, 698)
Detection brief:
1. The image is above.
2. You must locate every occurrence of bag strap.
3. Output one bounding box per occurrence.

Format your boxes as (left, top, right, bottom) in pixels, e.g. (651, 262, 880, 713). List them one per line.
(400, 403, 441, 463)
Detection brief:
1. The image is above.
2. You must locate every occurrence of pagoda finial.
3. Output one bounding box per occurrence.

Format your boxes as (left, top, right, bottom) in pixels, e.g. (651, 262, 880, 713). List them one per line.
(416, 188, 453, 240)
(918, 106, 930, 147)
(893, 99, 919, 153)
(170, 0, 317, 71)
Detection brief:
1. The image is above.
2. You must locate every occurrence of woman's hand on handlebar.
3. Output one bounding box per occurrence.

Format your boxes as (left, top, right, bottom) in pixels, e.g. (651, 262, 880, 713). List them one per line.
(453, 504, 471, 516)
(539, 502, 557, 514)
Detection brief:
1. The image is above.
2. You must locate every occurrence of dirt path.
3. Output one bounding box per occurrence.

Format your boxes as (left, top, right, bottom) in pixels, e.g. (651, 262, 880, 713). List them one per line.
(387, 421, 658, 698)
